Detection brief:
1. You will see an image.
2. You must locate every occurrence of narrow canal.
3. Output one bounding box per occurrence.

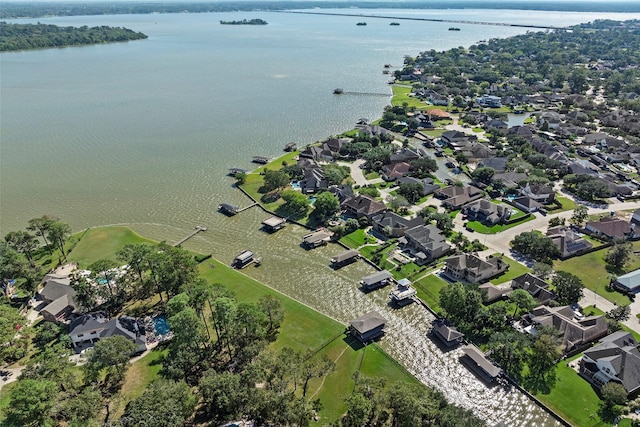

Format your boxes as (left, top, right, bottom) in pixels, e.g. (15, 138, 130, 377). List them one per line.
(130, 199, 560, 427)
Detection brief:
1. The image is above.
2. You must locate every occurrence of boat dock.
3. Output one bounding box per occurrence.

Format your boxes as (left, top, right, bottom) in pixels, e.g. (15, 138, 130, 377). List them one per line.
(174, 226, 207, 246)
(252, 156, 272, 164)
(333, 89, 390, 97)
(219, 202, 258, 216)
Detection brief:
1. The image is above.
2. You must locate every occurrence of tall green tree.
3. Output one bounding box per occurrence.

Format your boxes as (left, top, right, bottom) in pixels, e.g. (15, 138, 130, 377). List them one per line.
(604, 241, 633, 272)
(27, 215, 58, 249)
(85, 335, 136, 387)
(5, 379, 57, 427)
(509, 289, 536, 316)
(124, 379, 197, 427)
(553, 271, 584, 305)
(312, 191, 339, 221)
(47, 220, 71, 261)
(571, 204, 589, 226)
(4, 230, 38, 266)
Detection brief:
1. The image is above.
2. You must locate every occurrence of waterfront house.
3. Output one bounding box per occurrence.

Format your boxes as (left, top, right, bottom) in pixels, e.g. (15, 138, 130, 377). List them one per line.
(302, 230, 332, 249)
(460, 344, 502, 382)
(527, 305, 608, 352)
(462, 199, 511, 226)
(39, 274, 78, 324)
(341, 194, 387, 219)
(261, 216, 286, 233)
(431, 318, 464, 347)
(398, 224, 451, 265)
(389, 278, 416, 306)
(349, 311, 387, 342)
(442, 253, 508, 284)
(300, 167, 328, 194)
(546, 226, 592, 259)
(580, 331, 640, 396)
(219, 203, 239, 216)
(69, 312, 147, 355)
(371, 212, 423, 238)
(330, 249, 360, 268)
(434, 185, 484, 209)
(510, 273, 555, 305)
(613, 269, 640, 294)
(360, 270, 393, 291)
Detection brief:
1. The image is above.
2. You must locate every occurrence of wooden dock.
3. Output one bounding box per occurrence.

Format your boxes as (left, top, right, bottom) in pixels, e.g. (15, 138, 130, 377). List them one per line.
(174, 226, 207, 246)
(237, 202, 258, 213)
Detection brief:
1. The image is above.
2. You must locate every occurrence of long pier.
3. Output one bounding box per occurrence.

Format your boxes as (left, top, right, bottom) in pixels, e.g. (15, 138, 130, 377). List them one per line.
(280, 10, 564, 30)
(336, 91, 390, 97)
(237, 202, 258, 213)
(173, 226, 207, 247)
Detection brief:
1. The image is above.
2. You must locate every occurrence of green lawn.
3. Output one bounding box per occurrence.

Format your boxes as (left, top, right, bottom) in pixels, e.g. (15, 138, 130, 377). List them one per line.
(465, 214, 534, 234)
(68, 226, 155, 267)
(391, 85, 428, 109)
(491, 254, 530, 284)
(534, 355, 608, 427)
(339, 229, 371, 249)
(413, 273, 448, 313)
(365, 171, 380, 180)
(552, 243, 640, 306)
(420, 129, 446, 138)
(546, 196, 577, 214)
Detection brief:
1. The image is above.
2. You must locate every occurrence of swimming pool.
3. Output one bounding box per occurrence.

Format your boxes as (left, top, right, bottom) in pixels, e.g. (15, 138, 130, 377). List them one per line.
(291, 181, 301, 190)
(153, 315, 170, 335)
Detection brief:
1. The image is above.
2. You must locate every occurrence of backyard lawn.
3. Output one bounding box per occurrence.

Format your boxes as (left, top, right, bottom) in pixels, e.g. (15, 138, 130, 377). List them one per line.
(413, 273, 448, 313)
(546, 196, 577, 214)
(491, 254, 530, 284)
(339, 229, 368, 249)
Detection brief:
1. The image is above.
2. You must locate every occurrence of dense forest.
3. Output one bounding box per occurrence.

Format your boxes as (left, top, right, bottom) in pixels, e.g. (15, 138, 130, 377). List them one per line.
(0, 22, 147, 51)
(0, 0, 639, 19)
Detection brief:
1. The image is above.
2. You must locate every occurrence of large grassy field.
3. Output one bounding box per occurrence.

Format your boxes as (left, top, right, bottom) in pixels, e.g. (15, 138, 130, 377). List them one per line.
(551, 242, 640, 306)
(62, 226, 424, 423)
(465, 213, 535, 234)
(391, 85, 428, 109)
(413, 273, 448, 313)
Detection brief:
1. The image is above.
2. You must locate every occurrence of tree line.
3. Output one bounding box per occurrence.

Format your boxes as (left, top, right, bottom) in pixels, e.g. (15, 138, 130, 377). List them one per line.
(0, 22, 147, 51)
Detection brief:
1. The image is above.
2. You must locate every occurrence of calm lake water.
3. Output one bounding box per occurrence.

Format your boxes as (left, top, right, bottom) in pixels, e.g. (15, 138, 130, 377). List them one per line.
(3, 8, 640, 425)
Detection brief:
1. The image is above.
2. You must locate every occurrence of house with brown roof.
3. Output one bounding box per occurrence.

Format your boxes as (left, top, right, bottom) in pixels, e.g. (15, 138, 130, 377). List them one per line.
(442, 253, 509, 284)
(381, 162, 411, 181)
(434, 185, 484, 209)
(580, 331, 640, 396)
(341, 194, 387, 219)
(527, 305, 608, 352)
(585, 216, 634, 240)
(462, 199, 511, 226)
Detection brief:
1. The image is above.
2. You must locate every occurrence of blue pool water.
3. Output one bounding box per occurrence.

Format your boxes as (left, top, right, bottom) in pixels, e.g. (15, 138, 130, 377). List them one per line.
(153, 315, 170, 335)
(97, 278, 108, 285)
(291, 181, 301, 190)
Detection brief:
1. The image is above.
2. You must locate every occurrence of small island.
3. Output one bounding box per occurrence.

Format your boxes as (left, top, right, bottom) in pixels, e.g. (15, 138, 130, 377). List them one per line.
(390, 22, 400, 26)
(0, 22, 147, 51)
(356, 22, 367, 26)
(219, 18, 268, 25)
(448, 27, 461, 31)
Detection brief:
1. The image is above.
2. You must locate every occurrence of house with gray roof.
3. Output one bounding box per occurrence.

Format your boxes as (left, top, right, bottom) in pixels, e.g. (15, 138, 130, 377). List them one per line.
(462, 199, 511, 226)
(511, 273, 555, 305)
(477, 157, 508, 173)
(442, 253, 508, 284)
(614, 269, 640, 294)
(395, 177, 440, 196)
(460, 345, 503, 382)
(398, 224, 451, 265)
(521, 182, 555, 204)
(431, 318, 464, 347)
(371, 212, 423, 238)
(39, 275, 78, 324)
(69, 312, 147, 354)
(580, 331, 640, 396)
(546, 226, 593, 259)
(349, 311, 387, 342)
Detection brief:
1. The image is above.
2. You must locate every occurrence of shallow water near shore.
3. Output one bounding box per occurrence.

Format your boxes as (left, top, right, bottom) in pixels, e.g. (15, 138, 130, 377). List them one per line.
(4, 8, 640, 424)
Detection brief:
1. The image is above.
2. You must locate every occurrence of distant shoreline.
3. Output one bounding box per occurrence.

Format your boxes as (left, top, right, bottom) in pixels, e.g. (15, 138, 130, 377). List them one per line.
(2, 1, 639, 20)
